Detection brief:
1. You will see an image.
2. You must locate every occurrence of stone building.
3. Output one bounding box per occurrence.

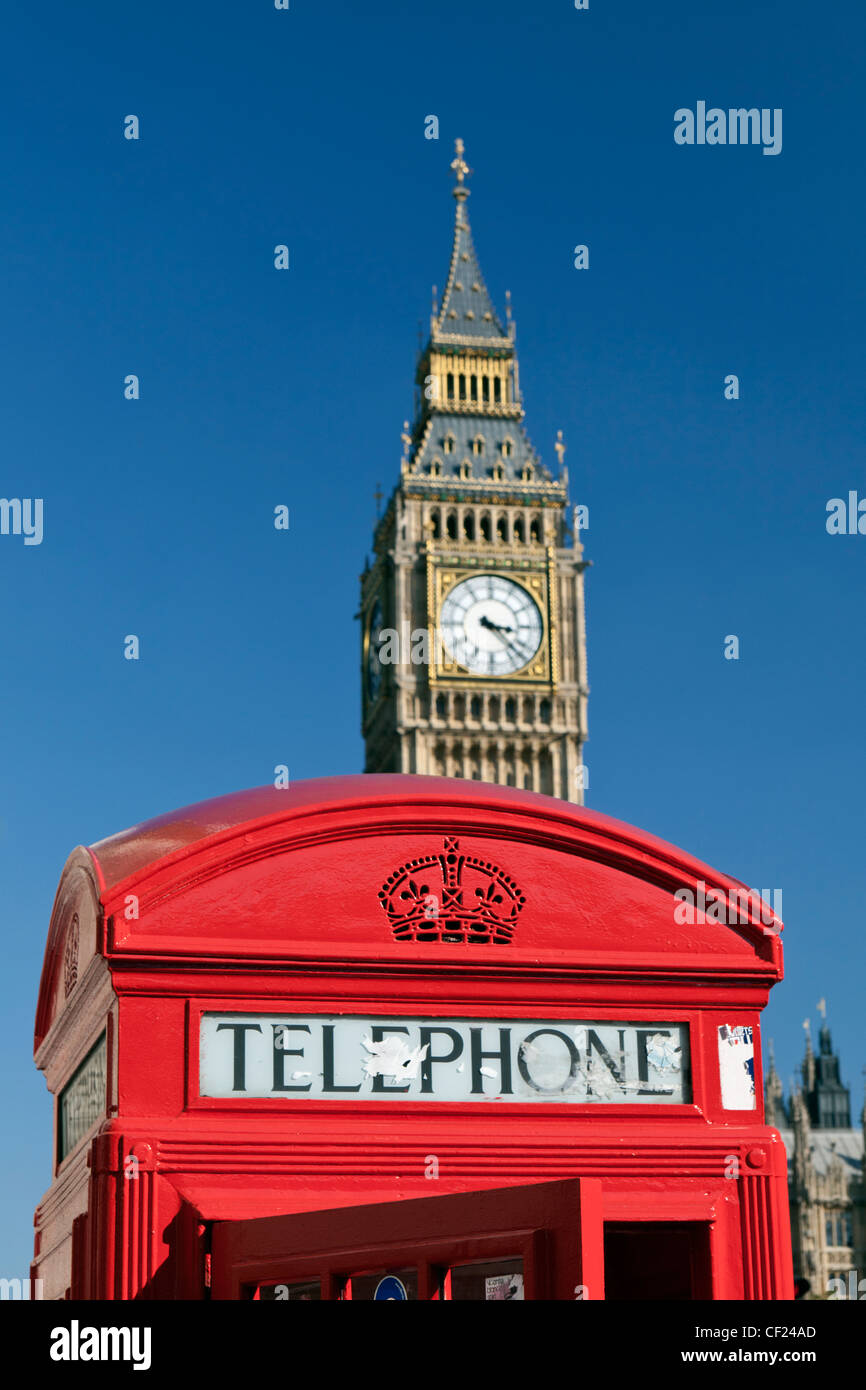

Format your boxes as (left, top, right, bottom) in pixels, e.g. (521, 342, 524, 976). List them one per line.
(766, 1015, 865, 1297)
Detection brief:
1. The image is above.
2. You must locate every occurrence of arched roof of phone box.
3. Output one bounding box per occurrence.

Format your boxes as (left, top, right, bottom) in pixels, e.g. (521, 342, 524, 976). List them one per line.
(36, 774, 782, 1047)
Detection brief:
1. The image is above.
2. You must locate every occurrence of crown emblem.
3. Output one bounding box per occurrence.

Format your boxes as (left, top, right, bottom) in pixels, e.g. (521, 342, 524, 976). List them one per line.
(378, 837, 526, 944)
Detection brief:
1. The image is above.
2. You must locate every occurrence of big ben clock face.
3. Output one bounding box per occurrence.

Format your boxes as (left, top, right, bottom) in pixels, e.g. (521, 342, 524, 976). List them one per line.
(439, 575, 543, 676)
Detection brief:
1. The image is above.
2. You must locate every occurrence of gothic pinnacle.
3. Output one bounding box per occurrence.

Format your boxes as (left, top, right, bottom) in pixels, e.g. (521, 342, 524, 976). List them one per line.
(450, 137, 471, 199)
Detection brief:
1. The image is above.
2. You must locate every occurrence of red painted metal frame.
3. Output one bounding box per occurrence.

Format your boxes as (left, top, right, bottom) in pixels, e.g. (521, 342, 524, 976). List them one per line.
(31, 776, 794, 1301)
(211, 1178, 604, 1301)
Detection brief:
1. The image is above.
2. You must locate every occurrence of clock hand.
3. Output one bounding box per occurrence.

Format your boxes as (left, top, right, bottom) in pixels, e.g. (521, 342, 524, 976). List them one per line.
(479, 614, 514, 635)
(502, 633, 533, 661)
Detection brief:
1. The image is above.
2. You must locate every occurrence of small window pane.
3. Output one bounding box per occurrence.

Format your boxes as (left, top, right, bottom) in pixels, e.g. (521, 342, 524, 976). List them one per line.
(342, 1267, 418, 1300)
(449, 1258, 524, 1301)
(253, 1280, 321, 1301)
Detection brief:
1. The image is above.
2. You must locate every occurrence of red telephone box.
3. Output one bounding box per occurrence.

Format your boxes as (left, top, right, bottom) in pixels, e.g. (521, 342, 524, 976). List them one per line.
(32, 775, 793, 1300)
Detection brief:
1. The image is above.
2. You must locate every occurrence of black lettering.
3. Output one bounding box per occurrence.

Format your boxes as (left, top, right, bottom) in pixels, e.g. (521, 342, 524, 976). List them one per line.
(321, 1024, 362, 1092)
(418, 1027, 463, 1093)
(586, 1029, 625, 1090)
(469, 1027, 512, 1094)
(518, 1028, 580, 1094)
(272, 1024, 311, 1091)
(216, 1022, 262, 1091)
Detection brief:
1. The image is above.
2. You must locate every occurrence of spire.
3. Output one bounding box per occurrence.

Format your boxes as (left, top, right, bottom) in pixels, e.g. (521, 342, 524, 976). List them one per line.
(801, 1017, 815, 1093)
(764, 1038, 788, 1128)
(802, 1001, 852, 1129)
(434, 139, 509, 343)
(790, 1087, 812, 1195)
(406, 141, 558, 490)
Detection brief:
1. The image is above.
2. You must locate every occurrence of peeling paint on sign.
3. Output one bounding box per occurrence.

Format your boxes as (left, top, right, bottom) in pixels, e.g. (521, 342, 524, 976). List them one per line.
(646, 1033, 682, 1073)
(361, 1034, 429, 1081)
(718, 1024, 756, 1109)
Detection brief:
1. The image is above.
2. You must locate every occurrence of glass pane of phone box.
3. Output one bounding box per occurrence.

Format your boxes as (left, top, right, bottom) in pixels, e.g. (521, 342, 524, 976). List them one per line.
(449, 1259, 524, 1301)
(251, 1259, 524, 1301)
(345, 1268, 418, 1300)
(254, 1280, 321, 1301)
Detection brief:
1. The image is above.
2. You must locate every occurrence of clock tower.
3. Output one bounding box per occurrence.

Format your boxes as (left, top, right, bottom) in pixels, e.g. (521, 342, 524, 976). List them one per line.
(360, 141, 589, 803)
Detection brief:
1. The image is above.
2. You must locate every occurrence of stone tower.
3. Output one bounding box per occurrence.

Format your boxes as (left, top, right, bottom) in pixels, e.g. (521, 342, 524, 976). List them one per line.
(360, 140, 589, 802)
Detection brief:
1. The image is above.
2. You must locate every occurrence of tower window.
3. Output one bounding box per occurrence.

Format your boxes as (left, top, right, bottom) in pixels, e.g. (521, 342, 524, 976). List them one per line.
(446, 511, 458, 540)
(435, 694, 447, 718)
(463, 513, 475, 540)
(459, 459, 471, 479)
(505, 697, 516, 722)
(482, 376, 490, 403)
(530, 516, 541, 542)
(430, 509, 441, 538)
(496, 514, 508, 542)
(446, 373, 455, 401)
(520, 464, 534, 481)
(826, 1213, 853, 1247)
(444, 434, 455, 454)
(501, 438, 513, 458)
(514, 517, 525, 542)
(493, 378, 501, 404)
(459, 374, 467, 402)
(540, 698, 552, 723)
(470, 375, 478, 401)
(489, 695, 500, 722)
(470, 695, 481, 720)
(473, 435, 485, 456)
(429, 458, 442, 478)
(480, 514, 492, 542)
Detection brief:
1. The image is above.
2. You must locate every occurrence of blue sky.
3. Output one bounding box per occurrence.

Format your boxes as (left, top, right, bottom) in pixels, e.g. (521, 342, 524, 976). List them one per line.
(1, 0, 864, 1274)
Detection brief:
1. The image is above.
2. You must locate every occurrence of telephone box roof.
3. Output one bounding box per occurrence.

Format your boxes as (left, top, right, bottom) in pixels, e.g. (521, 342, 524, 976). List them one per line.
(35, 775, 784, 1053)
(86, 774, 737, 896)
